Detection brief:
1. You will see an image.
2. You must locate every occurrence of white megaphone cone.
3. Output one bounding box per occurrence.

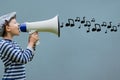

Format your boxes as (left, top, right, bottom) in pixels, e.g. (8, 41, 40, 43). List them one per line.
(19, 15, 60, 45)
(19, 15, 60, 37)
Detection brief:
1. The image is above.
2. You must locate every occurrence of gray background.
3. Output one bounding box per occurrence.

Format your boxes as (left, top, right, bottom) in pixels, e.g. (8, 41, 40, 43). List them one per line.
(0, 0, 120, 80)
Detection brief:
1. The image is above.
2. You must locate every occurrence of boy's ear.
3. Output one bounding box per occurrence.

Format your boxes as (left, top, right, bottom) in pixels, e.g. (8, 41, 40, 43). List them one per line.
(6, 25, 11, 32)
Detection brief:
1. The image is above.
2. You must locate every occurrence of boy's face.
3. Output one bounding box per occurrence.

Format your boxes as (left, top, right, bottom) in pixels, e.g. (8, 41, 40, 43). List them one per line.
(7, 18, 20, 36)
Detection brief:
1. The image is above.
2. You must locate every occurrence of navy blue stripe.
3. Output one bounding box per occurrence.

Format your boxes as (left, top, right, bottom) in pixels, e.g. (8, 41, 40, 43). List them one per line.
(0, 42, 7, 50)
(1, 43, 10, 59)
(22, 54, 27, 63)
(11, 63, 22, 66)
(14, 76, 26, 80)
(13, 51, 20, 62)
(2, 78, 15, 80)
(4, 60, 11, 66)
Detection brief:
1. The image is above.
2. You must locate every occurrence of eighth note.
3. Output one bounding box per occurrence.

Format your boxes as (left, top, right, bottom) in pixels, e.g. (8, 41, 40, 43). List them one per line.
(101, 22, 107, 27)
(75, 17, 80, 22)
(81, 16, 85, 24)
(107, 22, 112, 28)
(84, 21, 91, 27)
(92, 23, 101, 32)
(91, 18, 95, 22)
(66, 19, 75, 27)
(60, 22, 64, 28)
(87, 27, 90, 33)
(111, 26, 117, 32)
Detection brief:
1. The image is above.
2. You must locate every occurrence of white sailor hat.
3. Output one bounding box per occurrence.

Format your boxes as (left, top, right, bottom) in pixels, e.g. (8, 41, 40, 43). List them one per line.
(0, 12, 16, 36)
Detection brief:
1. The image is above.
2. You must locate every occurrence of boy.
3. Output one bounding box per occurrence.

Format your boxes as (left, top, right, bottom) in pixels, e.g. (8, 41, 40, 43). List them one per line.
(0, 12, 39, 80)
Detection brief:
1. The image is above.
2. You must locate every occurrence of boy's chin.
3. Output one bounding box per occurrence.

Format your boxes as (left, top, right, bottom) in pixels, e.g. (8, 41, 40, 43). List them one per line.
(15, 33, 20, 36)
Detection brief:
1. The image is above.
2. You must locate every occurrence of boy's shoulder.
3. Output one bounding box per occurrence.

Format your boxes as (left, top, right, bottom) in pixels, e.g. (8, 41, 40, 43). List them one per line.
(0, 39, 19, 47)
(0, 39, 8, 42)
(0, 39, 12, 45)
(0, 39, 5, 43)
(0, 39, 15, 49)
(0, 39, 6, 48)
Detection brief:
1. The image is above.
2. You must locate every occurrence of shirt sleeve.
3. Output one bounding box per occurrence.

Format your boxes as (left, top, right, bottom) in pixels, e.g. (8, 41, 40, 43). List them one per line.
(0, 41, 35, 64)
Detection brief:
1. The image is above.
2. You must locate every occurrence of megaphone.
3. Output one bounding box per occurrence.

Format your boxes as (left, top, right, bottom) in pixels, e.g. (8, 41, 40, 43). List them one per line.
(19, 15, 60, 37)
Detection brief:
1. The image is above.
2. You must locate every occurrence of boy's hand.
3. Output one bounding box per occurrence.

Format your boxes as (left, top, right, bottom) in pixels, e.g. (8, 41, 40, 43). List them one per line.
(28, 31, 39, 48)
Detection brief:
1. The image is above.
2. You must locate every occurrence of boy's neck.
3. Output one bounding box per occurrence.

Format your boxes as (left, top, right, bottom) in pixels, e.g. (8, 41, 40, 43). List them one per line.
(3, 35, 13, 40)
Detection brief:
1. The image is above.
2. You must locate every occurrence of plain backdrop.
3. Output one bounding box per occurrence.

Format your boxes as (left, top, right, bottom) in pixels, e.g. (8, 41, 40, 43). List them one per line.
(0, 0, 120, 80)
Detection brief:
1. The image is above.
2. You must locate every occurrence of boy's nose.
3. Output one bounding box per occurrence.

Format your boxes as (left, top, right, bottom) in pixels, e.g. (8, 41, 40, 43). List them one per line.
(18, 23, 20, 26)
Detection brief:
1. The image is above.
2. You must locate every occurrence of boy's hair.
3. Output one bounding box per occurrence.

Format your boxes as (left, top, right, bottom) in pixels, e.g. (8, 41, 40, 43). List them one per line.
(2, 16, 16, 37)
(0, 12, 16, 37)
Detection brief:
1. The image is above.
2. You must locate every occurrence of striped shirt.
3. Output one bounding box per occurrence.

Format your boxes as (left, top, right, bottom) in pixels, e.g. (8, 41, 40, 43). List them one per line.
(0, 39, 34, 80)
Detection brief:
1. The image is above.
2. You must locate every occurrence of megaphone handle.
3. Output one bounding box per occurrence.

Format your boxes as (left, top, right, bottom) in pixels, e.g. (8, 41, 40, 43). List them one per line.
(29, 30, 40, 45)
(36, 40, 40, 45)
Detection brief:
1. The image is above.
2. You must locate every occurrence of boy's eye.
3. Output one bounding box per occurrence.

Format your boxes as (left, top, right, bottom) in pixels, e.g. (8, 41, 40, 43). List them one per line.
(14, 22, 17, 24)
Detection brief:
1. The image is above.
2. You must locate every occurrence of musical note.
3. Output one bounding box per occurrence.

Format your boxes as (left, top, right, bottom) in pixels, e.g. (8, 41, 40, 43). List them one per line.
(111, 26, 117, 32)
(86, 27, 90, 33)
(107, 22, 112, 28)
(75, 17, 80, 22)
(60, 22, 64, 28)
(66, 19, 75, 27)
(75, 17, 81, 29)
(105, 30, 107, 33)
(118, 23, 120, 27)
(91, 18, 95, 22)
(78, 25, 81, 29)
(81, 16, 85, 24)
(92, 26, 96, 31)
(101, 22, 107, 27)
(61, 16, 120, 34)
(84, 21, 91, 27)
(92, 23, 101, 32)
(84, 21, 91, 33)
